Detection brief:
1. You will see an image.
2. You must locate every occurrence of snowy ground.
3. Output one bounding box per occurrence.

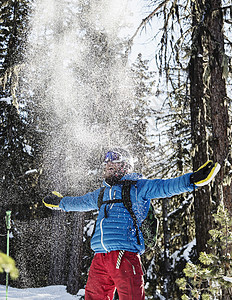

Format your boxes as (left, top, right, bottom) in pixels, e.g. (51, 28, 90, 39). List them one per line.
(0, 285, 85, 299)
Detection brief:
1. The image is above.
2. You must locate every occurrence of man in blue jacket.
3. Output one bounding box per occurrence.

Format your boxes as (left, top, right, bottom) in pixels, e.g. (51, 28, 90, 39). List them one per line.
(43, 148, 220, 300)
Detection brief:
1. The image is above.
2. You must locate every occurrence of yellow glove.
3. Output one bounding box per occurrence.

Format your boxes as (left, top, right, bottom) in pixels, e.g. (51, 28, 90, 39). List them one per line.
(190, 160, 221, 186)
(43, 191, 63, 210)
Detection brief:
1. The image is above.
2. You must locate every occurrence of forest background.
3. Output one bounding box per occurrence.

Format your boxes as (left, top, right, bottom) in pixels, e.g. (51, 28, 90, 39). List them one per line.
(0, 0, 232, 299)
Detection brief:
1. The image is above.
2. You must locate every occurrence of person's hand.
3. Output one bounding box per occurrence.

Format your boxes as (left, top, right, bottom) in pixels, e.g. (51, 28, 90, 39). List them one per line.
(190, 160, 221, 186)
(43, 191, 63, 210)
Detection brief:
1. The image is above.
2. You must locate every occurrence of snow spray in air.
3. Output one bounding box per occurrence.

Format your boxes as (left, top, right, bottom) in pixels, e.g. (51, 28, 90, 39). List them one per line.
(23, 0, 135, 193)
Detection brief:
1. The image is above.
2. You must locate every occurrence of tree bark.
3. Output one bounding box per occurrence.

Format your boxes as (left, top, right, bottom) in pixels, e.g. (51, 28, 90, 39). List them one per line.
(66, 212, 84, 295)
(206, 1, 232, 298)
(48, 212, 67, 285)
(206, 0, 232, 214)
(189, 5, 212, 254)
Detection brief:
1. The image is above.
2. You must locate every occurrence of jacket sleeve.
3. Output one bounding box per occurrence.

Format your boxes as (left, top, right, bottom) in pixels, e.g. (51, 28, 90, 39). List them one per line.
(59, 189, 100, 212)
(141, 173, 195, 200)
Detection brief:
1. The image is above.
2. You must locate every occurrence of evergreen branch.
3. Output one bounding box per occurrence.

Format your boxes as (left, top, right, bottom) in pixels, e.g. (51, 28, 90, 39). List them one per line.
(168, 196, 193, 219)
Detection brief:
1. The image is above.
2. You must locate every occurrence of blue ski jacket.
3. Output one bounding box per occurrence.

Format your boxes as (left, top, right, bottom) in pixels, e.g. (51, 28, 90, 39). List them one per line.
(59, 172, 194, 254)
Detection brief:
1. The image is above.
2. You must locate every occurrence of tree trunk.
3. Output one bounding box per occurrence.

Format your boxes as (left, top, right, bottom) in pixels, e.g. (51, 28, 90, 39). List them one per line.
(66, 212, 84, 295)
(12, 217, 52, 288)
(206, 1, 232, 298)
(48, 211, 67, 285)
(189, 5, 212, 254)
(206, 0, 232, 213)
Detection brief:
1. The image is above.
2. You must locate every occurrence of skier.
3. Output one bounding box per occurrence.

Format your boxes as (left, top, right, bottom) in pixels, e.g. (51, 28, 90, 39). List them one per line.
(43, 147, 220, 300)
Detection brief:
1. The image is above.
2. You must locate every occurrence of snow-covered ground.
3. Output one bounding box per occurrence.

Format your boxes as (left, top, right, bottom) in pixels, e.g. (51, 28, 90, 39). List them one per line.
(0, 285, 85, 299)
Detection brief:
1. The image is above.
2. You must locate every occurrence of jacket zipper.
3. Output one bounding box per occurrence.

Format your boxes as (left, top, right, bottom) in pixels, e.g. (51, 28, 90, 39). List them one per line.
(100, 186, 114, 252)
(135, 184, 138, 203)
(100, 218, 108, 252)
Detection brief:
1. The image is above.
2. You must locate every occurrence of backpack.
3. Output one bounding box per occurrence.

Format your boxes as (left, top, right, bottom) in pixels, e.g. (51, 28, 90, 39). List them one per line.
(141, 204, 159, 250)
(97, 180, 159, 251)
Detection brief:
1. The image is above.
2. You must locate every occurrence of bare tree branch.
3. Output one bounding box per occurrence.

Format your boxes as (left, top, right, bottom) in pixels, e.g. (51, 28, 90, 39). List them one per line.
(128, 0, 171, 46)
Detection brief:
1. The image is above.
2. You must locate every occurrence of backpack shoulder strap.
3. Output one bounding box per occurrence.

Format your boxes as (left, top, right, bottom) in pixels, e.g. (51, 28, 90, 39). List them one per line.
(97, 186, 106, 209)
(121, 180, 141, 245)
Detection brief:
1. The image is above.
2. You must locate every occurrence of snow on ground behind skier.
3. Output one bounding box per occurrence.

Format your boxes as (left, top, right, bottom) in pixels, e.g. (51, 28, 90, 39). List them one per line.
(0, 285, 84, 299)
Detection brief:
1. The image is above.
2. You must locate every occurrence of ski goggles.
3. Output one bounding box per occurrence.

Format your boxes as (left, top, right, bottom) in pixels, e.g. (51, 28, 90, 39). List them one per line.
(103, 151, 123, 164)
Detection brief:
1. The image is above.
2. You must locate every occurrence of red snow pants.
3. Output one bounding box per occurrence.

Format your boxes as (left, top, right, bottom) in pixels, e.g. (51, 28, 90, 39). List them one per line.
(85, 250, 145, 300)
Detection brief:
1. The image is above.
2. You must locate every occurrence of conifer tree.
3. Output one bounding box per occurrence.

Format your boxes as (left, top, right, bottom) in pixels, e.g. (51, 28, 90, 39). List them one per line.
(130, 53, 156, 174)
(131, 0, 232, 298)
(177, 204, 232, 300)
(0, 0, 47, 288)
(0, 0, 41, 207)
